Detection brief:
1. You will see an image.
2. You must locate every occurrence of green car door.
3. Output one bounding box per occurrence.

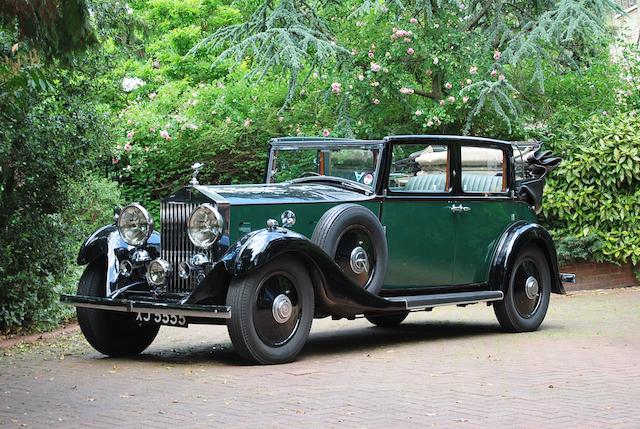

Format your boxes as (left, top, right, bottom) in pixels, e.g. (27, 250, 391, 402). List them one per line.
(450, 144, 536, 285)
(381, 140, 456, 290)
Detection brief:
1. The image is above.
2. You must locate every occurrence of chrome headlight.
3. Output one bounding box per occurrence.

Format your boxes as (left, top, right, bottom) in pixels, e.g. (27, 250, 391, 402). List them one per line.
(146, 258, 172, 286)
(187, 203, 224, 248)
(117, 203, 153, 246)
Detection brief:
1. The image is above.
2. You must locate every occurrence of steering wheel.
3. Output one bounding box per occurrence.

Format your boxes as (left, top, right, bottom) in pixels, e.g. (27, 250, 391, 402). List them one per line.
(298, 172, 321, 178)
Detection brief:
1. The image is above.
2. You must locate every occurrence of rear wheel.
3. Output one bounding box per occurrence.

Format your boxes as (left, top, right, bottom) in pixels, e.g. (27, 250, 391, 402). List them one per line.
(365, 311, 409, 327)
(494, 246, 551, 332)
(226, 256, 314, 364)
(77, 259, 159, 357)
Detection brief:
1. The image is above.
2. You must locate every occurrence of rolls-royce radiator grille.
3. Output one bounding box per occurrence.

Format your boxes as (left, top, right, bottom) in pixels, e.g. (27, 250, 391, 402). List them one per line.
(161, 202, 198, 293)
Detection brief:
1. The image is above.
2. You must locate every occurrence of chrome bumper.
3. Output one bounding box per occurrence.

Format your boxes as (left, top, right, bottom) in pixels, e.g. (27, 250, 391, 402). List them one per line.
(60, 294, 231, 319)
(560, 273, 577, 284)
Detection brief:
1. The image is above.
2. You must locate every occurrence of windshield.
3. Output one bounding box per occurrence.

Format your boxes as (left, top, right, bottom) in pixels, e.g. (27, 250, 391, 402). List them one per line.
(266, 145, 382, 188)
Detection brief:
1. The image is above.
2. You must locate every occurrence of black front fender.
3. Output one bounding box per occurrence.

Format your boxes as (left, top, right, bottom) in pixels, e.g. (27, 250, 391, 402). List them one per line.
(224, 229, 404, 317)
(77, 224, 161, 295)
(489, 221, 564, 294)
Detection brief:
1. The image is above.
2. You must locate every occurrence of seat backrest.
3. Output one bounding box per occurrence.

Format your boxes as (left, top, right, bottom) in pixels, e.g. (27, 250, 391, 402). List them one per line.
(404, 174, 447, 192)
(404, 173, 503, 193)
(461, 174, 503, 193)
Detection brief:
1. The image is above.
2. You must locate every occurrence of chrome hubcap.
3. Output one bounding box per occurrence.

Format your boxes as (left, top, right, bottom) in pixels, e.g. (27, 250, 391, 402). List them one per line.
(272, 294, 293, 324)
(350, 246, 369, 274)
(524, 276, 539, 300)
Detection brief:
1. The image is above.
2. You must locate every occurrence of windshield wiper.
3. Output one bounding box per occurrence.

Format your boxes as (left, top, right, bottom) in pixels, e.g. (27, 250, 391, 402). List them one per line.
(290, 176, 373, 195)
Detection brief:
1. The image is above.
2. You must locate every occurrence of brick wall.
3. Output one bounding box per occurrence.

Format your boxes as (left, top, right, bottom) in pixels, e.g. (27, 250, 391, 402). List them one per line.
(560, 261, 639, 291)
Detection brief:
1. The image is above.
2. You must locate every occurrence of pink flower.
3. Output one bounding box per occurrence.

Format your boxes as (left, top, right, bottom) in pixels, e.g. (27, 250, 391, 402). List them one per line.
(415, 110, 423, 116)
(490, 69, 498, 78)
(331, 82, 342, 94)
(112, 157, 119, 165)
(322, 129, 330, 137)
(445, 82, 453, 90)
(602, 111, 608, 116)
(372, 98, 380, 105)
(399, 87, 414, 95)
(126, 131, 134, 139)
(498, 74, 506, 81)
(407, 48, 415, 55)
(447, 96, 456, 103)
(370, 62, 381, 72)
(494, 50, 501, 61)
(439, 100, 446, 106)
(469, 66, 478, 75)
(351, 48, 357, 56)
(124, 143, 132, 152)
(368, 51, 375, 59)
(160, 130, 171, 140)
(410, 17, 418, 24)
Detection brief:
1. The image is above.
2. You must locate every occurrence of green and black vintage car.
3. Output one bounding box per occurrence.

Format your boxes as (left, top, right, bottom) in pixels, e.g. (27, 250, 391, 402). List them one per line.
(62, 135, 574, 364)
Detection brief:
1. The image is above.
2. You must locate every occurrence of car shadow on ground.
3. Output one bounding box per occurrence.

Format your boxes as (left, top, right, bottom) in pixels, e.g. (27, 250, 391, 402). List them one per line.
(120, 319, 559, 366)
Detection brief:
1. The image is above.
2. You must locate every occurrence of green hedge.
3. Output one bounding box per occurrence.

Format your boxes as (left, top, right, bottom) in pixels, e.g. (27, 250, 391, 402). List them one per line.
(543, 113, 640, 265)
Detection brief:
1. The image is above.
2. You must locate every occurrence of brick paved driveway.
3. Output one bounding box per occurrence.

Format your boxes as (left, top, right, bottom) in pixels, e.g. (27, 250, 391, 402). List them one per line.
(1, 287, 639, 428)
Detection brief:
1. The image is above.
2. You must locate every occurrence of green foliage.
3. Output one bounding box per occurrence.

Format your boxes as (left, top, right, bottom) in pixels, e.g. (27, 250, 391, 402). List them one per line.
(554, 234, 602, 266)
(0, 0, 96, 60)
(543, 112, 640, 265)
(193, 0, 619, 133)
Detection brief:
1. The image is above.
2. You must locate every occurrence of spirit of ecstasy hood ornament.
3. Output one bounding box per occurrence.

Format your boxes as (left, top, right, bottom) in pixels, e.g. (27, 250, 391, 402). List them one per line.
(190, 162, 203, 186)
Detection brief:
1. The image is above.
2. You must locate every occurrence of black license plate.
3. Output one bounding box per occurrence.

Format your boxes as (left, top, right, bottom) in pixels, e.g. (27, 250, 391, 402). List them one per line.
(135, 312, 188, 327)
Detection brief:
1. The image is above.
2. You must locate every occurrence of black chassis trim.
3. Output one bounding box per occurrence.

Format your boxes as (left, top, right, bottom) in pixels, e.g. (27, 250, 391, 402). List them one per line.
(488, 221, 564, 295)
(219, 228, 407, 317)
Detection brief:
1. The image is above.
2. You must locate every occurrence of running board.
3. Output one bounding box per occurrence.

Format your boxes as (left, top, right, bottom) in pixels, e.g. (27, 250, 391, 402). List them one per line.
(385, 290, 504, 311)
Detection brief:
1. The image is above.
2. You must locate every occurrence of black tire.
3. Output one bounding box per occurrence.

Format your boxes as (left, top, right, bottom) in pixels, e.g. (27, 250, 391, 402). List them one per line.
(311, 204, 388, 295)
(77, 258, 159, 357)
(365, 311, 409, 327)
(494, 246, 551, 332)
(226, 255, 314, 364)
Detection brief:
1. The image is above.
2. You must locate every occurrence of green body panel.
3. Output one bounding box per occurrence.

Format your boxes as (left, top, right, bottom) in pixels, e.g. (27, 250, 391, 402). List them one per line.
(380, 199, 536, 289)
(381, 201, 456, 287)
(229, 201, 380, 243)
(451, 200, 536, 285)
(200, 181, 537, 290)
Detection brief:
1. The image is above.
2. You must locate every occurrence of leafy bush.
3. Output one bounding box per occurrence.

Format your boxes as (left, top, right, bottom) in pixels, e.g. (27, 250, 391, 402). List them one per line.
(0, 59, 120, 332)
(543, 112, 640, 265)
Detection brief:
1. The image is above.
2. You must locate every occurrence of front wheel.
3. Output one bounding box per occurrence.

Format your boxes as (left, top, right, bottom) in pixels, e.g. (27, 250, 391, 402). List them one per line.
(226, 256, 315, 364)
(77, 258, 159, 357)
(494, 246, 551, 332)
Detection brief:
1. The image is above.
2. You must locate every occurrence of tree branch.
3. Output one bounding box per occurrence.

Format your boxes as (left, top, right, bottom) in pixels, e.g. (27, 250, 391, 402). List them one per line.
(466, 0, 494, 31)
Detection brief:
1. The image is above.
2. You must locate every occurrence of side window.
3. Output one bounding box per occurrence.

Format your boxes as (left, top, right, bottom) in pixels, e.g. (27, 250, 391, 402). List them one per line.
(389, 144, 450, 193)
(460, 146, 507, 194)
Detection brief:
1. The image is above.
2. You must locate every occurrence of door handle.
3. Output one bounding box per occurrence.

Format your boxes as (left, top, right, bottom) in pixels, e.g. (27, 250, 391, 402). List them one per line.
(450, 204, 471, 213)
